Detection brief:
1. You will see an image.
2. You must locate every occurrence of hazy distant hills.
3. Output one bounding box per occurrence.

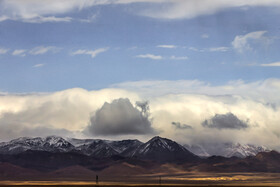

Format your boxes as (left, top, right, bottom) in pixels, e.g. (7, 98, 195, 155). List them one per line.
(0, 135, 279, 180)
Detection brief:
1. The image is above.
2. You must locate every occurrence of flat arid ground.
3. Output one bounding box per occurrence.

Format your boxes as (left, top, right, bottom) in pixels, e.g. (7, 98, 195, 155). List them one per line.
(1, 172, 280, 186)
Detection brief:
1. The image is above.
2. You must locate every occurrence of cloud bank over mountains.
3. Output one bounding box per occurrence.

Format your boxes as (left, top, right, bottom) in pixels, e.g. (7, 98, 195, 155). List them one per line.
(0, 79, 280, 150)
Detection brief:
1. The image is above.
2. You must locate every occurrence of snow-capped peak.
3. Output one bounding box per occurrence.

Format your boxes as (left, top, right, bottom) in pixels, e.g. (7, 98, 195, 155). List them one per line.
(0, 136, 75, 154)
(186, 142, 271, 158)
(222, 143, 270, 158)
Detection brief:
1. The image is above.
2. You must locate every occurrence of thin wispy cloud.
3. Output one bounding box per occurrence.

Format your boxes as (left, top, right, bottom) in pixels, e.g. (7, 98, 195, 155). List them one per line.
(170, 56, 188, 60)
(209, 47, 229, 52)
(189, 47, 204, 52)
(22, 16, 72, 23)
(127, 46, 138, 50)
(72, 48, 109, 58)
(0, 16, 9, 22)
(138, 0, 280, 19)
(33, 64, 44, 68)
(189, 47, 228, 52)
(0, 15, 97, 24)
(0, 48, 9, 54)
(157, 45, 177, 49)
(29, 46, 61, 55)
(136, 54, 188, 61)
(261, 62, 280, 67)
(12, 49, 26, 57)
(232, 31, 270, 53)
(201, 34, 209, 39)
(78, 14, 98, 23)
(136, 54, 163, 60)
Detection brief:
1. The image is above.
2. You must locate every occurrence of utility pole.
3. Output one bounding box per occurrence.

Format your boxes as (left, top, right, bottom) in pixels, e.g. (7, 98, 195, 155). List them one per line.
(96, 175, 99, 185)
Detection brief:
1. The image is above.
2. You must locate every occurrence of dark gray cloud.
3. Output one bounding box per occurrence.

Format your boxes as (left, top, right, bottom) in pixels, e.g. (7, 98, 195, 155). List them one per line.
(172, 122, 193, 129)
(135, 101, 149, 117)
(202, 113, 248, 130)
(87, 98, 155, 136)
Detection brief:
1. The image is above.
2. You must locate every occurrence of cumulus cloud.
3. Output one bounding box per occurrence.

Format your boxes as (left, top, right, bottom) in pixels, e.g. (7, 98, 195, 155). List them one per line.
(29, 46, 61, 55)
(12, 49, 26, 57)
(202, 113, 249, 130)
(86, 98, 155, 136)
(172, 122, 192, 129)
(72, 48, 109, 58)
(136, 54, 163, 60)
(232, 31, 270, 53)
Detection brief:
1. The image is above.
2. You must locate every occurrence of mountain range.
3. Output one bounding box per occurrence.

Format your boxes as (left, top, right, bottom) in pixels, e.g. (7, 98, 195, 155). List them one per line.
(0, 135, 279, 181)
(0, 136, 270, 159)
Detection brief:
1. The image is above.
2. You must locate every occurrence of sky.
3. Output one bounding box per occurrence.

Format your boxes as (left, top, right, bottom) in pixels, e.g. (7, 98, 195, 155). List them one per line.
(0, 0, 280, 150)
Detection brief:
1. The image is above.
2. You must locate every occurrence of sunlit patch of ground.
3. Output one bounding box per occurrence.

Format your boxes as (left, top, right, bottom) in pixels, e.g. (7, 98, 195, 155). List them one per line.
(2, 172, 280, 186)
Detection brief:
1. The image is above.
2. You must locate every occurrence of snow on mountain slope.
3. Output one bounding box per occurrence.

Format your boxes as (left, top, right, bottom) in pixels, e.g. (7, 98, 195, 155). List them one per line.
(0, 136, 270, 159)
(221, 143, 270, 158)
(186, 143, 271, 158)
(75, 140, 119, 157)
(68, 138, 143, 157)
(107, 139, 143, 154)
(0, 136, 75, 154)
(131, 136, 199, 162)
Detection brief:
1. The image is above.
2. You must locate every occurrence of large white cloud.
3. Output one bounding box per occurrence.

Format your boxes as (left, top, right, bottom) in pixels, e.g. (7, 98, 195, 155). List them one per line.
(0, 80, 280, 150)
(1, 0, 280, 22)
(0, 88, 139, 140)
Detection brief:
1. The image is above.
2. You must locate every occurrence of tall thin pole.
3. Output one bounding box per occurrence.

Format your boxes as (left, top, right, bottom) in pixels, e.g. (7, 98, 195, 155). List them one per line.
(96, 175, 99, 185)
